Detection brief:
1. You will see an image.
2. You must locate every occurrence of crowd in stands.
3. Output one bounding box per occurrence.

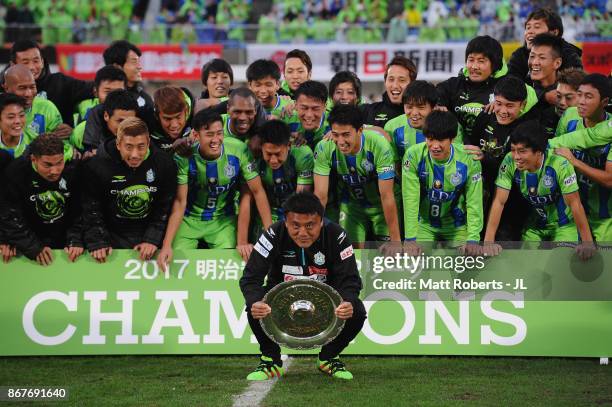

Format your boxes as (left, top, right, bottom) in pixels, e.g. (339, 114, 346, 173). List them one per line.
(1, 0, 610, 44)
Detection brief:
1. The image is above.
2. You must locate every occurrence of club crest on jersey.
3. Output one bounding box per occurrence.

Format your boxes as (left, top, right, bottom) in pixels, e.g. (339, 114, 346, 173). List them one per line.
(361, 159, 374, 172)
(450, 172, 463, 186)
(28, 121, 41, 134)
(433, 179, 442, 189)
(314, 251, 325, 265)
(542, 175, 553, 188)
(224, 164, 235, 178)
(146, 169, 155, 183)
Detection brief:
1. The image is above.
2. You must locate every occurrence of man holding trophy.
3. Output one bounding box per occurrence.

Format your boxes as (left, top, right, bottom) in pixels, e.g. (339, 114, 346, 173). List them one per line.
(239, 192, 366, 381)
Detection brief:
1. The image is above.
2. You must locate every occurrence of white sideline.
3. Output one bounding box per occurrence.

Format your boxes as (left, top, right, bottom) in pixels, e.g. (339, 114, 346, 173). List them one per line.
(232, 356, 292, 407)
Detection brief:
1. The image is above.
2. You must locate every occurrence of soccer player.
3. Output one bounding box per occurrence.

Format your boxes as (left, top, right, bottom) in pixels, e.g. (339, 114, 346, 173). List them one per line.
(361, 55, 417, 127)
(314, 104, 400, 245)
(80, 89, 138, 151)
(327, 70, 362, 111)
(0, 93, 28, 158)
(484, 121, 594, 254)
(9, 39, 94, 125)
(156, 110, 272, 267)
(73, 65, 127, 126)
(436, 35, 506, 140)
(197, 58, 233, 109)
(246, 59, 292, 118)
(103, 40, 153, 114)
(3, 64, 71, 141)
(384, 80, 438, 162)
(402, 111, 482, 252)
(279, 49, 312, 98)
(222, 88, 259, 142)
(508, 8, 583, 82)
(149, 86, 195, 152)
(240, 192, 365, 381)
(81, 117, 177, 262)
(1, 134, 83, 265)
(556, 68, 586, 118)
(553, 74, 611, 241)
(284, 81, 330, 150)
(237, 120, 314, 259)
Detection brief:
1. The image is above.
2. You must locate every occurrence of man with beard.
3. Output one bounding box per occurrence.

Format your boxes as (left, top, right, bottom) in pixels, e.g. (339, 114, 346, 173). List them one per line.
(1, 134, 83, 265)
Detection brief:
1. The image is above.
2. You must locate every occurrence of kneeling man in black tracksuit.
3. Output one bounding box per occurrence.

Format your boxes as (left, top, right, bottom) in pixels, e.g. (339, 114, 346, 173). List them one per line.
(240, 191, 366, 381)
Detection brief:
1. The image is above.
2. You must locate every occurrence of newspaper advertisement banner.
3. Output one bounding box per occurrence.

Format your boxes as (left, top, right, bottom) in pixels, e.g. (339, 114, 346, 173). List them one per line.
(247, 43, 467, 81)
(1, 248, 611, 357)
(55, 44, 223, 80)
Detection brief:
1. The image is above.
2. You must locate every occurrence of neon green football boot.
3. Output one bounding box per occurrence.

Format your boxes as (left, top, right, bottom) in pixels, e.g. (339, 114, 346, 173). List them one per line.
(317, 356, 353, 380)
(246, 356, 284, 381)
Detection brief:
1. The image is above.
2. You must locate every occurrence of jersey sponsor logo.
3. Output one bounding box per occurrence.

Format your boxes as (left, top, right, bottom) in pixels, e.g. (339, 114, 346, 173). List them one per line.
(471, 173, 482, 182)
(284, 274, 326, 282)
(542, 175, 554, 188)
(340, 245, 353, 260)
(450, 172, 463, 186)
(314, 251, 325, 265)
(375, 114, 388, 121)
(379, 165, 394, 174)
(254, 242, 269, 258)
(526, 194, 555, 205)
(299, 170, 313, 178)
(258, 235, 273, 251)
(246, 161, 256, 173)
(564, 174, 577, 186)
(112, 175, 126, 183)
(267, 227, 276, 236)
(308, 266, 328, 276)
(282, 265, 302, 275)
(282, 250, 295, 258)
(224, 164, 236, 178)
(341, 173, 368, 186)
(146, 169, 155, 183)
(427, 188, 456, 202)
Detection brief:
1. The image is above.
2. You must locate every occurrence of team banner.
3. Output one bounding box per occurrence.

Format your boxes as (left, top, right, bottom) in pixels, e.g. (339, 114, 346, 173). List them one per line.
(1, 248, 611, 357)
(55, 44, 223, 80)
(581, 42, 611, 75)
(246, 43, 468, 81)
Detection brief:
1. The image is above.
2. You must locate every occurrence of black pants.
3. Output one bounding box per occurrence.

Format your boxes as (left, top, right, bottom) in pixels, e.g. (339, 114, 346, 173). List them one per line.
(247, 299, 367, 366)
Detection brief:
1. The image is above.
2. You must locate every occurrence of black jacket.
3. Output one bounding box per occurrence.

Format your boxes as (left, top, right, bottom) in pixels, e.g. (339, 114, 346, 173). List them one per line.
(360, 92, 404, 127)
(507, 39, 583, 83)
(35, 61, 94, 125)
(82, 104, 117, 150)
(436, 65, 508, 140)
(240, 221, 362, 308)
(127, 82, 155, 118)
(0, 149, 14, 244)
(81, 139, 177, 250)
(147, 87, 195, 153)
(1, 156, 83, 258)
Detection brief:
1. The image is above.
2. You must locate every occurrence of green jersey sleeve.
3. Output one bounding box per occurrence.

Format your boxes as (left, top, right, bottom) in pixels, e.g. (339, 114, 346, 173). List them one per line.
(465, 158, 484, 242)
(313, 140, 334, 176)
(401, 145, 422, 240)
(294, 145, 315, 185)
(175, 155, 190, 185)
(495, 153, 515, 190)
(70, 121, 85, 150)
(549, 119, 612, 149)
(556, 158, 579, 195)
(372, 133, 395, 180)
(555, 108, 574, 136)
(43, 99, 62, 132)
(238, 142, 259, 182)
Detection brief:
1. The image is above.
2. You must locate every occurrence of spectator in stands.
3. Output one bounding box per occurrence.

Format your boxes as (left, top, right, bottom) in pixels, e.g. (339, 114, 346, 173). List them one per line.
(508, 8, 583, 83)
(361, 55, 417, 127)
(280, 49, 313, 99)
(1, 134, 83, 266)
(81, 117, 176, 263)
(246, 59, 292, 118)
(103, 40, 153, 116)
(8, 40, 93, 127)
(156, 109, 272, 267)
(81, 89, 138, 152)
(149, 86, 195, 153)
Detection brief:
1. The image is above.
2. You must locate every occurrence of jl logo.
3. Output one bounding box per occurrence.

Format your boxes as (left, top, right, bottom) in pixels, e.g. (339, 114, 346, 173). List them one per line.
(146, 169, 155, 183)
